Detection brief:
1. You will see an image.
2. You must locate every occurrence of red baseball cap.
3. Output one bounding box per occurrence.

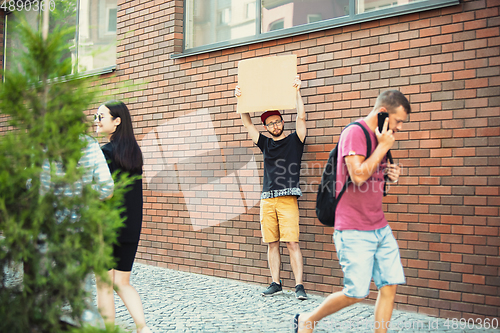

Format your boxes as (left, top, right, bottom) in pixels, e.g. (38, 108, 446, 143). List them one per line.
(261, 110, 281, 124)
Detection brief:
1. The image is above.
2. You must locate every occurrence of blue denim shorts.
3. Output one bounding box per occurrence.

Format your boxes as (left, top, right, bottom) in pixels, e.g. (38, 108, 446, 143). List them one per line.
(333, 225, 405, 298)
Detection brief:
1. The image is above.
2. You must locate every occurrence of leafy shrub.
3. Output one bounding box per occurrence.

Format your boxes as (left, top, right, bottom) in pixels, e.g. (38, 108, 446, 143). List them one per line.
(0, 17, 129, 333)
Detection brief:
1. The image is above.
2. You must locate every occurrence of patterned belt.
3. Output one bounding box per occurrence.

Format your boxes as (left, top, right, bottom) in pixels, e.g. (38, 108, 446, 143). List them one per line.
(260, 187, 302, 199)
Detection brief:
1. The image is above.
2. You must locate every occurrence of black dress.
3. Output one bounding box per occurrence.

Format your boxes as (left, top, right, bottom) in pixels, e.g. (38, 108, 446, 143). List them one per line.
(101, 142, 143, 271)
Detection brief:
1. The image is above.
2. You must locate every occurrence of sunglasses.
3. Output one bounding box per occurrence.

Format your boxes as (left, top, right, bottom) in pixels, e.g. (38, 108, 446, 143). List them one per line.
(94, 113, 104, 122)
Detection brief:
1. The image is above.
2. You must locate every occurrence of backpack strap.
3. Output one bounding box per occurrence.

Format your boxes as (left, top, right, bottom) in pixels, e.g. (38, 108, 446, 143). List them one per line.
(383, 150, 394, 196)
(354, 122, 372, 158)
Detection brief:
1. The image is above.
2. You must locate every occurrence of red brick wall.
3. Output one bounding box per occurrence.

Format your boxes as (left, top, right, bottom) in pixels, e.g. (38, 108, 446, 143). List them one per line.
(112, 0, 499, 319)
(1, 0, 499, 319)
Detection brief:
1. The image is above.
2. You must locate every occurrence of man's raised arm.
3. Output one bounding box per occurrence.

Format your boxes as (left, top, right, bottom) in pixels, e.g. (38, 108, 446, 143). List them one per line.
(294, 77, 306, 143)
(235, 86, 260, 144)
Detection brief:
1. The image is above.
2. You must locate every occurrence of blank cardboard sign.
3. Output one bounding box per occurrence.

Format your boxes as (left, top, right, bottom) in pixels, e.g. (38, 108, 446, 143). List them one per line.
(237, 54, 297, 113)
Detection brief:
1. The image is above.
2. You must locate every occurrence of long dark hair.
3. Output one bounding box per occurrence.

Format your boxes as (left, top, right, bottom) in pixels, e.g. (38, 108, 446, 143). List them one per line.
(103, 100, 143, 173)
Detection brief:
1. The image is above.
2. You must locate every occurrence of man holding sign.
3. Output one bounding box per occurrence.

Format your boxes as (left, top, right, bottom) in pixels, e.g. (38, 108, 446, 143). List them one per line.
(235, 76, 307, 300)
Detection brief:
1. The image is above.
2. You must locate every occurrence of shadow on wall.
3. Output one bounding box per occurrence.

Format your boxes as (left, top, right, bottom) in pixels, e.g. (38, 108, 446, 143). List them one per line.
(140, 108, 261, 231)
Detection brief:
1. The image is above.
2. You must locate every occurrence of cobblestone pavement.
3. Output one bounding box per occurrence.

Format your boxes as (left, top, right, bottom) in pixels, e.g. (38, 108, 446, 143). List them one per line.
(86, 263, 500, 333)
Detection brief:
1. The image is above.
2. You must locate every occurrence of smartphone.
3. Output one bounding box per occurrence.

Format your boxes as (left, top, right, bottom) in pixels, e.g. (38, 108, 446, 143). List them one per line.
(377, 112, 389, 132)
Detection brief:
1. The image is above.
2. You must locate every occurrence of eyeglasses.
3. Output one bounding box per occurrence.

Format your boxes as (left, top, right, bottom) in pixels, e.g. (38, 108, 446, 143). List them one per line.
(266, 120, 282, 128)
(94, 113, 104, 122)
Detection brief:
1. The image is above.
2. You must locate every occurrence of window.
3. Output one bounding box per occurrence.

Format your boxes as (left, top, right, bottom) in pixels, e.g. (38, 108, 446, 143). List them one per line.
(307, 14, 323, 24)
(106, 8, 118, 33)
(4, 0, 117, 75)
(185, 0, 257, 50)
(180, 0, 458, 57)
(261, 0, 347, 33)
(268, 19, 284, 32)
(218, 7, 231, 25)
(246, 2, 256, 19)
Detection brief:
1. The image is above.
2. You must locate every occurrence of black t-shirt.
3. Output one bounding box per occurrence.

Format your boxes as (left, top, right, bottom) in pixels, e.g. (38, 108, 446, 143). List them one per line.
(256, 132, 305, 199)
(101, 142, 143, 244)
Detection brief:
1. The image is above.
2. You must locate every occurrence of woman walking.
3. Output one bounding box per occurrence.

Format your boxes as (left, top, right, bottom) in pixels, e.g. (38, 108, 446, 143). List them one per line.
(94, 100, 151, 333)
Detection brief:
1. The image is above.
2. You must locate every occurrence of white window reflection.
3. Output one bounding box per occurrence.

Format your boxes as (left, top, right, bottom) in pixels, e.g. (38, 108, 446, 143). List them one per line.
(4, 10, 41, 73)
(261, 0, 348, 33)
(4, 0, 117, 75)
(77, 0, 117, 72)
(185, 0, 257, 49)
(357, 0, 419, 13)
(246, 2, 256, 19)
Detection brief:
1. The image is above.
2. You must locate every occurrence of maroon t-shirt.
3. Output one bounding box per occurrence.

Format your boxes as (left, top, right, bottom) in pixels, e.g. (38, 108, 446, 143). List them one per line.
(335, 120, 388, 231)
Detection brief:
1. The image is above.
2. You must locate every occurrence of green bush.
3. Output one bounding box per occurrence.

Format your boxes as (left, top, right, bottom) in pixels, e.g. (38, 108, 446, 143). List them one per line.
(0, 18, 129, 333)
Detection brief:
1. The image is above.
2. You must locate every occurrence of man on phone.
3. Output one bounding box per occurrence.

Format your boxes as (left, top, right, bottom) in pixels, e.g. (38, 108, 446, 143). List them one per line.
(293, 90, 411, 333)
(235, 76, 308, 300)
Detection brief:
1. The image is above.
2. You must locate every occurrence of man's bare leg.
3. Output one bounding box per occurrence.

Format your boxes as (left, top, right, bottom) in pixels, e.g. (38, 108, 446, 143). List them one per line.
(297, 291, 362, 333)
(286, 241, 303, 286)
(374, 285, 397, 333)
(267, 241, 281, 283)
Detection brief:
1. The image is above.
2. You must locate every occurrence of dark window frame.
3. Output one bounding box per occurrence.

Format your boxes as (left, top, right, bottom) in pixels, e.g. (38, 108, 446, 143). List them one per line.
(173, 0, 459, 59)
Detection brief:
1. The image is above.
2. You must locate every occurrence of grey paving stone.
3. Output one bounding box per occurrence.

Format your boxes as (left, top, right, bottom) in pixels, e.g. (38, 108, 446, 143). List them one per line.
(84, 263, 500, 333)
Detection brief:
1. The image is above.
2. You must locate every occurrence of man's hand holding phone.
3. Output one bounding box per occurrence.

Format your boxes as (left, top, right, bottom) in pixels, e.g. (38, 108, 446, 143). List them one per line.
(375, 112, 395, 151)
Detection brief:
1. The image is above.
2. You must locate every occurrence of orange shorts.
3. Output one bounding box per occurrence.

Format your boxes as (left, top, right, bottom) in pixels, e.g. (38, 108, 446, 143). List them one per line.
(260, 195, 300, 243)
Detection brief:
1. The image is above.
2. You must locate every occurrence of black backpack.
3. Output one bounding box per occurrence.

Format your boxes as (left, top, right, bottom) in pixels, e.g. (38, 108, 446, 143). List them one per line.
(315, 122, 373, 227)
